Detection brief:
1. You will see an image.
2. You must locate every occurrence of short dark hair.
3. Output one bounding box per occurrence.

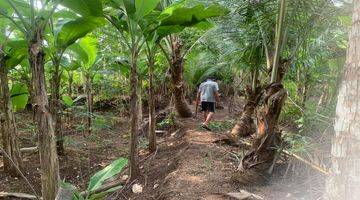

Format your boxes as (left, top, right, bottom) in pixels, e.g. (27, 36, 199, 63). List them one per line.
(207, 75, 216, 81)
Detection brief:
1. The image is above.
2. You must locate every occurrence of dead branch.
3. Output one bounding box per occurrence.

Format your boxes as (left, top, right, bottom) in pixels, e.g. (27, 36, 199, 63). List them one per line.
(0, 146, 38, 155)
(237, 139, 329, 176)
(0, 192, 37, 200)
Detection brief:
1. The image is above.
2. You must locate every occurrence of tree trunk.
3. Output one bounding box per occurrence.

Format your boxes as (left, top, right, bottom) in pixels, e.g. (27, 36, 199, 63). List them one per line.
(129, 49, 139, 180)
(148, 57, 156, 153)
(68, 72, 73, 97)
(137, 79, 143, 127)
(29, 28, 59, 200)
(85, 73, 93, 135)
(325, 2, 360, 199)
(0, 47, 23, 176)
(50, 58, 64, 155)
(170, 38, 192, 118)
(301, 69, 310, 107)
(229, 85, 262, 140)
(235, 83, 287, 185)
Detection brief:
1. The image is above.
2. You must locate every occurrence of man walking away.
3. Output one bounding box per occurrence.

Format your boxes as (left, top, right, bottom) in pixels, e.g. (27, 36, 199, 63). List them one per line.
(195, 76, 221, 131)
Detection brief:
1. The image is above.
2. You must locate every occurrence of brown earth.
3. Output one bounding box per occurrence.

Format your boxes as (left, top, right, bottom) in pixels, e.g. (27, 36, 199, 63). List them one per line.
(0, 102, 326, 200)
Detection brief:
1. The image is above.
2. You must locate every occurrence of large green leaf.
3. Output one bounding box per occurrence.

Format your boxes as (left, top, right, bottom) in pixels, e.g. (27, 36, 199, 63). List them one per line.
(79, 36, 98, 68)
(87, 157, 128, 192)
(10, 83, 29, 111)
(62, 95, 74, 107)
(5, 40, 28, 69)
(56, 17, 104, 49)
(159, 3, 229, 26)
(135, 0, 160, 18)
(61, 0, 103, 17)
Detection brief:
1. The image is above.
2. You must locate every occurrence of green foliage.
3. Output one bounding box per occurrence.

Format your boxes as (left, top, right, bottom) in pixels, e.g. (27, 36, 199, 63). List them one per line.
(10, 83, 29, 111)
(87, 157, 128, 192)
(62, 95, 74, 107)
(56, 17, 104, 49)
(157, 112, 176, 129)
(60, 157, 128, 200)
(207, 119, 236, 132)
(61, 0, 104, 17)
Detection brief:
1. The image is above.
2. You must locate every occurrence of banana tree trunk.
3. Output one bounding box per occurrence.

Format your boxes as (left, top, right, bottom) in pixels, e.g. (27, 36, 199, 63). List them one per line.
(170, 39, 192, 118)
(129, 49, 139, 180)
(50, 58, 64, 155)
(0, 48, 23, 176)
(137, 78, 143, 127)
(29, 28, 59, 200)
(325, 2, 360, 198)
(148, 57, 156, 153)
(85, 73, 93, 135)
(68, 72, 73, 97)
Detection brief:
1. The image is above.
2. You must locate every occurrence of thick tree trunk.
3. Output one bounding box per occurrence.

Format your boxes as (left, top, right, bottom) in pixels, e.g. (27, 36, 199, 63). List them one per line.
(29, 29, 59, 200)
(235, 83, 287, 185)
(148, 58, 156, 153)
(50, 58, 64, 155)
(0, 48, 23, 176)
(129, 50, 139, 180)
(325, 2, 360, 199)
(230, 85, 262, 140)
(85, 73, 93, 135)
(170, 39, 192, 118)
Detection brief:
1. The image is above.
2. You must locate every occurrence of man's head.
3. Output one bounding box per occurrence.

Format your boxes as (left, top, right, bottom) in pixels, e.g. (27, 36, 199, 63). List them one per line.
(206, 76, 216, 81)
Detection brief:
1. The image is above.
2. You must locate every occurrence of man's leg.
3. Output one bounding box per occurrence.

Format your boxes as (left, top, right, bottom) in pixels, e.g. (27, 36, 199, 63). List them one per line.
(203, 111, 208, 122)
(203, 112, 214, 126)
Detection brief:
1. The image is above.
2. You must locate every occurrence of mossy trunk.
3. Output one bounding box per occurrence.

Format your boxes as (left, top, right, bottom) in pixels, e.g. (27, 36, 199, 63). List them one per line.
(170, 39, 192, 118)
(0, 47, 23, 176)
(29, 27, 59, 200)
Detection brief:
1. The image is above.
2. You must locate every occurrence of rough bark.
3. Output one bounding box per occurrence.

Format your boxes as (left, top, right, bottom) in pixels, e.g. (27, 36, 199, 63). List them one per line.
(325, 2, 360, 199)
(229, 85, 262, 140)
(170, 38, 192, 118)
(50, 58, 64, 155)
(235, 83, 287, 185)
(0, 47, 23, 176)
(29, 27, 60, 200)
(148, 57, 156, 153)
(129, 49, 139, 180)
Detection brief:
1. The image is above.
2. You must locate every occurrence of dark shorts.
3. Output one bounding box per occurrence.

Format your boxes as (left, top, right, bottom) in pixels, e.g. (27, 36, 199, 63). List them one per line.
(201, 102, 215, 113)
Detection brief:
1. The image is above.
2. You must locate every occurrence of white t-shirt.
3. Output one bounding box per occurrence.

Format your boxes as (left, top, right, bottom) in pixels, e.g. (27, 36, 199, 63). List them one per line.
(198, 80, 219, 102)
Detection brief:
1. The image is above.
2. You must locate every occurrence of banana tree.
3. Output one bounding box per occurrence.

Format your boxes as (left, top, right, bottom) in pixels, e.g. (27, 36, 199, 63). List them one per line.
(47, 0, 104, 155)
(69, 36, 100, 135)
(0, 0, 104, 198)
(0, 1, 62, 198)
(0, 27, 27, 176)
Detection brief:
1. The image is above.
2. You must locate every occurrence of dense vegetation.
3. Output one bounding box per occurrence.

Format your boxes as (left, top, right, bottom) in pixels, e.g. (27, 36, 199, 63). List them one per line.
(0, 0, 357, 199)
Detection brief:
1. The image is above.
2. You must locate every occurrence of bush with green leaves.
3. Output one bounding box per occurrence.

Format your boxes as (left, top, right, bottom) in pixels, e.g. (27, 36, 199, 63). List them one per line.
(61, 157, 128, 200)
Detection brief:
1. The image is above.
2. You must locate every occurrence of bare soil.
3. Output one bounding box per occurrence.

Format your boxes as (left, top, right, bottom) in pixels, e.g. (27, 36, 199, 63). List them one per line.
(0, 102, 326, 200)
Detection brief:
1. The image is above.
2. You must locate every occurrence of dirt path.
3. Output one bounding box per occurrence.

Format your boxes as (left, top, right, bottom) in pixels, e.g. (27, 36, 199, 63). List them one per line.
(159, 106, 242, 199)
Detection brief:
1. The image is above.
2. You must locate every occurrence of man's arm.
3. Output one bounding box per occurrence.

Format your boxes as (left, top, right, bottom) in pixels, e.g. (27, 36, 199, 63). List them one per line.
(214, 91, 221, 103)
(195, 91, 201, 117)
